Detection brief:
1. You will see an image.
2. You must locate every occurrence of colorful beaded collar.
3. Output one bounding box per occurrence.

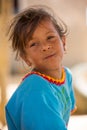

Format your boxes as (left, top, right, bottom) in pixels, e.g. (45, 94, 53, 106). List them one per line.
(22, 68, 65, 86)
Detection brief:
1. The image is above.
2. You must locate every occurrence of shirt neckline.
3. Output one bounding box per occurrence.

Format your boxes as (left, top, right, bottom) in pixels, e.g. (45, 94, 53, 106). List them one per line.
(22, 68, 65, 86)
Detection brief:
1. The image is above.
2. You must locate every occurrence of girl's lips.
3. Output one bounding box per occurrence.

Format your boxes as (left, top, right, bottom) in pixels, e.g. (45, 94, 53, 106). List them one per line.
(44, 53, 56, 59)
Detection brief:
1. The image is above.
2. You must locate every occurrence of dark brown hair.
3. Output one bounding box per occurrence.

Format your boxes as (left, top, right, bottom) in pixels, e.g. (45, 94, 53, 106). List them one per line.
(8, 5, 68, 60)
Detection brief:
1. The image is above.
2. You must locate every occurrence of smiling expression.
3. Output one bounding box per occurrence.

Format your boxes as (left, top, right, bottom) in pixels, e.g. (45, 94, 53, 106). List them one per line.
(23, 20, 66, 74)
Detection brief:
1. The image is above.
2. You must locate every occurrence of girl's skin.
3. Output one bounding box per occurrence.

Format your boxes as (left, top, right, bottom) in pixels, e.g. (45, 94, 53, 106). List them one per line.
(22, 19, 66, 80)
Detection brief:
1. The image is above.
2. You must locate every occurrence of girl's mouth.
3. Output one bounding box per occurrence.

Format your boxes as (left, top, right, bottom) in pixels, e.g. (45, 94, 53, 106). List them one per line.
(44, 53, 56, 59)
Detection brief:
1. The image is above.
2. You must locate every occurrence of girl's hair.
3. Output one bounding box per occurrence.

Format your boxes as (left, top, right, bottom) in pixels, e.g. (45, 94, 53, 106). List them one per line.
(8, 5, 68, 60)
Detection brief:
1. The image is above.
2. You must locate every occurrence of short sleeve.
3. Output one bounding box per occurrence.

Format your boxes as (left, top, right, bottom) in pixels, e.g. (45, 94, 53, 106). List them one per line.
(21, 90, 68, 130)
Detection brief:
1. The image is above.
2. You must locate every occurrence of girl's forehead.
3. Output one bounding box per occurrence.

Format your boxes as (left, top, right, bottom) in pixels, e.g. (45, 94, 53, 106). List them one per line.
(27, 19, 58, 42)
(33, 20, 57, 34)
(37, 19, 54, 28)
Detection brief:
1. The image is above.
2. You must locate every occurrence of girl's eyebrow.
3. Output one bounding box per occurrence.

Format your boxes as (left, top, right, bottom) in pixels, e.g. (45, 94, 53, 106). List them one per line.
(29, 30, 55, 41)
(46, 30, 55, 34)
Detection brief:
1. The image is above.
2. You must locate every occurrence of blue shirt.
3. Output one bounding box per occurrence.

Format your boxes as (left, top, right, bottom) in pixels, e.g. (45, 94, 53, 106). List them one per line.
(5, 67, 76, 130)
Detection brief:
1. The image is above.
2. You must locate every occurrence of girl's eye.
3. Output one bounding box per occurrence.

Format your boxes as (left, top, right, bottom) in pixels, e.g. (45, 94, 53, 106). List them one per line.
(47, 36, 55, 40)
(30, 42, 37, 47)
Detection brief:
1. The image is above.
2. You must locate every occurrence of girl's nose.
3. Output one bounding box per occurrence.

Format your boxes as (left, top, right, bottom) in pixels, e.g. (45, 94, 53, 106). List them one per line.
(41, 43, 51, 51)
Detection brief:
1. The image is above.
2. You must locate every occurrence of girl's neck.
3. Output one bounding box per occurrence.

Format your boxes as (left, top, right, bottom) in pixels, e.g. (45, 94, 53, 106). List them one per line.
(33, 66, 63, 80)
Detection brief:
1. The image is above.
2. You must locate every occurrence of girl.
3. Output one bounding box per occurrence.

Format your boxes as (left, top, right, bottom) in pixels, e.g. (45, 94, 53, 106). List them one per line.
(5, 5, 77, 130)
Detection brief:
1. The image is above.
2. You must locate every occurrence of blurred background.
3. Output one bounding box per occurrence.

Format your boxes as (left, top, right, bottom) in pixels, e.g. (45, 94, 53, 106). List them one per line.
(0, 0, 87, 129)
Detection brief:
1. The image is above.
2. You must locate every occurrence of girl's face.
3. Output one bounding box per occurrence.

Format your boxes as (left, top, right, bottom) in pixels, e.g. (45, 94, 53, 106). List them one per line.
(23, 20, 66, 74)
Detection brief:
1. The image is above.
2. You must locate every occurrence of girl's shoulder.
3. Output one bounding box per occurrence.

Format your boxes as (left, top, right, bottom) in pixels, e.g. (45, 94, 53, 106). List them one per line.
(64, 66, 72, 78)
(64, 66, 72, 75)
(64, 66, 72, 85)
(7, 72, 49, 103)
(21, 71, 49, 88)
(6, 72, 49, 114)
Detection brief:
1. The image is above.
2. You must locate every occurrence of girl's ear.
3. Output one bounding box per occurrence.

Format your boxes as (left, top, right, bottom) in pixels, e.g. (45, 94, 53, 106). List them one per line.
(20, 54, 32, 66)
(62, 36, 67, 52)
